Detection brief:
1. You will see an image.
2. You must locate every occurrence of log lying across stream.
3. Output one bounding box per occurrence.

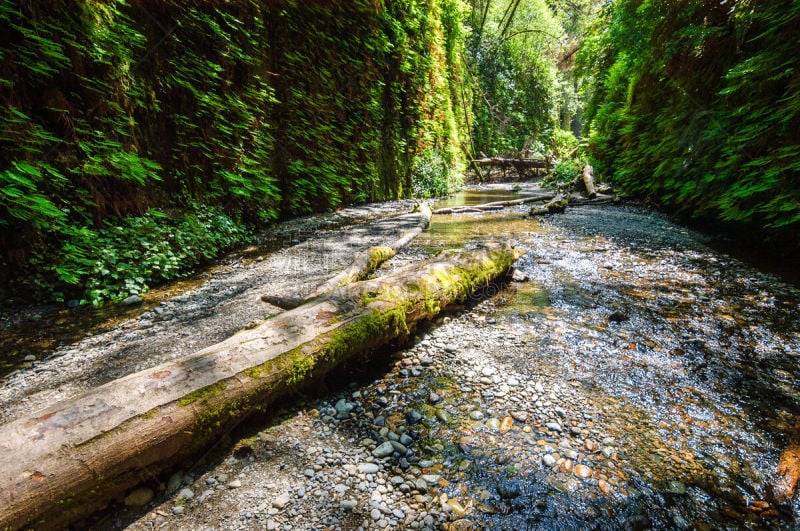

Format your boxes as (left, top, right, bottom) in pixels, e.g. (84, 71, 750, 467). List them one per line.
(0, 242, 521, 530)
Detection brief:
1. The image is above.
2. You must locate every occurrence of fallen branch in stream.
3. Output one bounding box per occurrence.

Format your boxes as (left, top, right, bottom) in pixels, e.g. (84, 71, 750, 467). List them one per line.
(433, 193, 555, 215)
(263, 203, 432, 310)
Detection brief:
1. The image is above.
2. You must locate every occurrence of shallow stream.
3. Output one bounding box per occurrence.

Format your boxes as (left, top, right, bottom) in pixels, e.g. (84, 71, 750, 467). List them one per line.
(385, 191, 800, 528)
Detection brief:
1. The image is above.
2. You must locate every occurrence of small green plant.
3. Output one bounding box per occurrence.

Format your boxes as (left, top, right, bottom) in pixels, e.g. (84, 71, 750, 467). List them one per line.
(412, 147, 455, 199)
(546, 159, 581, 186)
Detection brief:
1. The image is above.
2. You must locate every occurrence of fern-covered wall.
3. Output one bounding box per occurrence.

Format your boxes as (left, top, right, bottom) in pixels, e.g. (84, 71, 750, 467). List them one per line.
(578, 0, 800, 243)
(0, 0, 468, 304)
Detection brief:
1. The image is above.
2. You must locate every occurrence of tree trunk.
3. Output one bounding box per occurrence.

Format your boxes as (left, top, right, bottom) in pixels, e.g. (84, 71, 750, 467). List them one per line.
(582, 164, 597, 199)
(0, 242, 521, 530)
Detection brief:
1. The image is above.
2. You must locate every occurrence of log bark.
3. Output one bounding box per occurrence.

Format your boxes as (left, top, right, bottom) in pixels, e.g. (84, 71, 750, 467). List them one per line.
(263, 203, 432, 310)
(433, 193, 555, 215)
(0, 242, 520, 530)
(582, 164, 597, 199)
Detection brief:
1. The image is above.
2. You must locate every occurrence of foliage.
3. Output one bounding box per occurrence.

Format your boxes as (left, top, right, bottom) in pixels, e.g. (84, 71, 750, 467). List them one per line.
(547, 159, 582, 186)
(579, 0, 800, 240)
(0, 0, 469, 304)
(464, 0, 563, 155)
(23, 207, 248, 305)
(412, 147, 462, 198)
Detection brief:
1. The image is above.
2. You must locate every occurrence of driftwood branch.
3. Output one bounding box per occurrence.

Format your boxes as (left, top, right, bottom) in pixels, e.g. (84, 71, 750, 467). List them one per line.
(433, 193, 555, 215)
(0, 242, 522, 530)
(529, 195, 568, 216)
(582, 164, 597, 199)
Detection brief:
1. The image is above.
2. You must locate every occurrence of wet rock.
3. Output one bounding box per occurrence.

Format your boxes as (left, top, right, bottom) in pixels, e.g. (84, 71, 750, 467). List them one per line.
(121, 295, 143, 306)
(485, 418, 501, 430)
(372, 442, 395, 458)
(608, 310, 629, 323)
(429, 392, 442, 404)
(574, 464, 592, 479)
(774, 443, 800, 502)
(500, 416, 514, 432)
(666, 480, 687, 495)
(542, 455, 557, 467)
(445, 499, 467, 517)
(545, 422, 562, 432)
(496, 480, 522, 499)
(623, 515, 652, 530)
(469, 410, 484, 421)
(124, 487, 154, 507)
(405, 410, 424, 426)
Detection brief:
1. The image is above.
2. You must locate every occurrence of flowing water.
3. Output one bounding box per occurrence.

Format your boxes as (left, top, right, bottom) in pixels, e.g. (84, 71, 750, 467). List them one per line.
(387, 192, 800, 529)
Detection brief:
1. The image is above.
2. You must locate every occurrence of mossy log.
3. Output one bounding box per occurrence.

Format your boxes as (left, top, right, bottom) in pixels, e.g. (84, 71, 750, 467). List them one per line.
(529, 195, 568, 216)
(263, 204, 432, 310)
(0, 242, 520, 530)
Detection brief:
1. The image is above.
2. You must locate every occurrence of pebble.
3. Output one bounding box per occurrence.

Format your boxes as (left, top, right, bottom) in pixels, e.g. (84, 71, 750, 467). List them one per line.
(468, 410, 484, 421)
(272, 494, 291, 509)
(341, 499, 358, 511)
(176, 488, 194, 501)
(574, 464, 592, 479)
(406, 410, 424, 425)
(172, 506, 184, 515)
(510, 411, 528, 422)
(358, 463, 381, 474)
(545, 422, 563, 432)
(23, 355, 37, 362)
(542, 454, 557, 467)
(372, 441, 395, 458)
(227, 479, 242, 488)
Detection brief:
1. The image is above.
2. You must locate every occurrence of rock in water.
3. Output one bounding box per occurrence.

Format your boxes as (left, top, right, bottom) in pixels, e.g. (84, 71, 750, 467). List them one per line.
(774, 443, 800, 502)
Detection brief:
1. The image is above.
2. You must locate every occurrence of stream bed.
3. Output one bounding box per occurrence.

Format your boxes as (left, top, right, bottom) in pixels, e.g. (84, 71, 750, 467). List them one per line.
(3, 188, 800, 530)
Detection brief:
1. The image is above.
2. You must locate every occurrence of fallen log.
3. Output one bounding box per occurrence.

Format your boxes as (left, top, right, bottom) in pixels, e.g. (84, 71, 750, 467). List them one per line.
(433, 193, 555, 215)
(472, 157, 549, 169)
(263, 203, 432, 310)
(569, 193, 618, 206)
(529, 195, 568, 216)
(0, 242, 521, 530)
(582, 164, 597, 199)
